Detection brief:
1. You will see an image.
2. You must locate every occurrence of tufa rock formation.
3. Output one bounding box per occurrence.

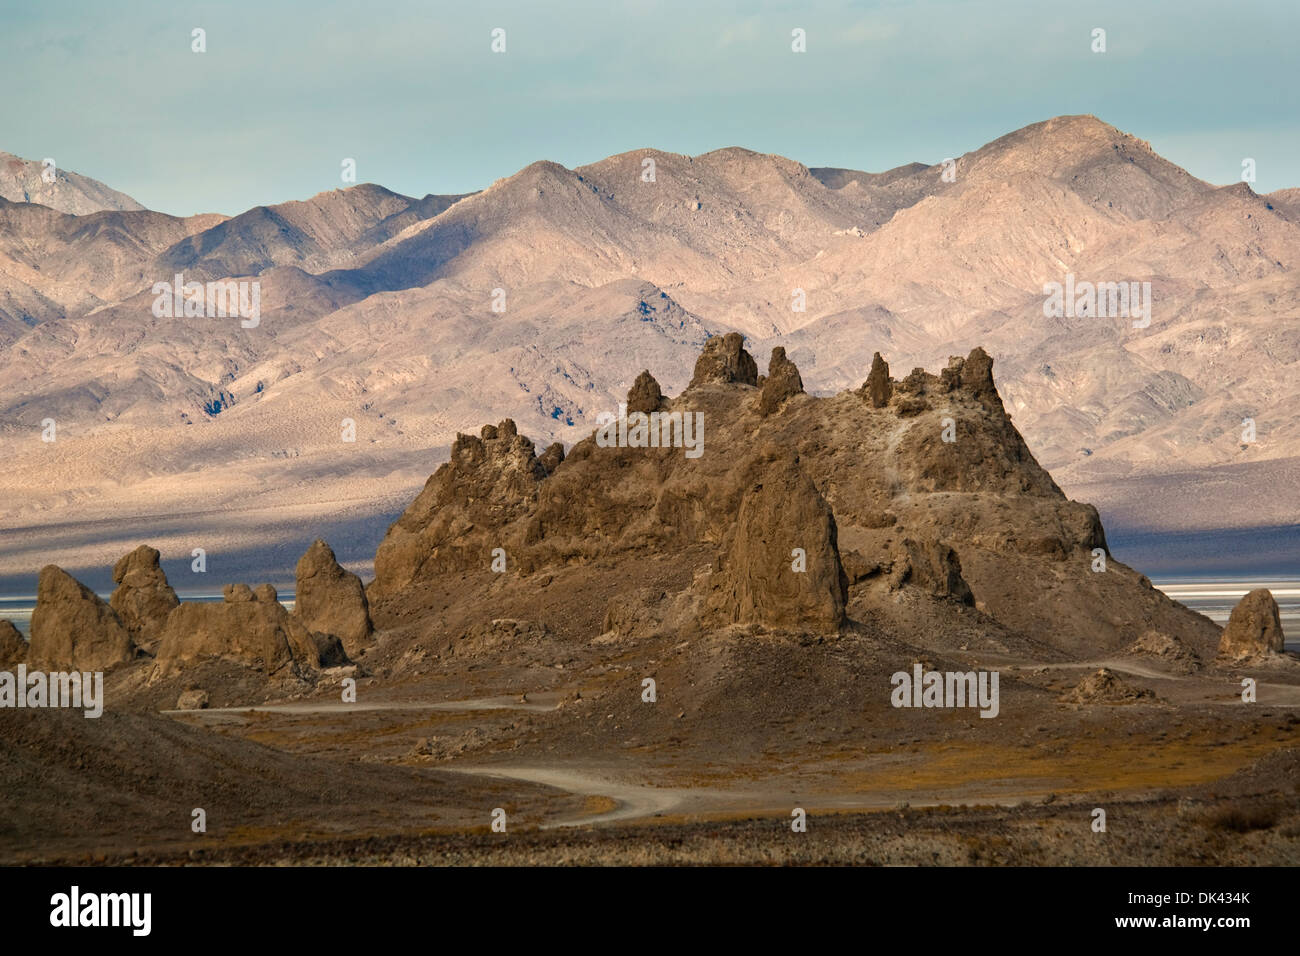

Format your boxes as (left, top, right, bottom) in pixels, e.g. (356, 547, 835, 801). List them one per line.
(626, 370, 665, 415)
(1218, 588, 1286, 662)
(156, 582, 345, 677)
(373, 418, 560, 593)
(860, 352, 892, 408)
(538, 441, 565, 474)
(898, 539, 975, 605)
(959, 346, 1000, 405)
(703, 450, 847, 629)
(368, 336, 1216, 658)
(29, 565, 136, 670)
(109, 545, 179, 653)
(224, 583, 254, 602)
(689, 332, 758, 387)
(294, 539, 374, 659)
(757, 347, 805, 417)
(0, 620, 26, 668)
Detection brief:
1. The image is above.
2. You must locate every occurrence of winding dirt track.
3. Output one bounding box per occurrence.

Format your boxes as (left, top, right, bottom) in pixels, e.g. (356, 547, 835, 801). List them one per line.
(453, 767, 700, 828)
(164, 671, 1300, 830)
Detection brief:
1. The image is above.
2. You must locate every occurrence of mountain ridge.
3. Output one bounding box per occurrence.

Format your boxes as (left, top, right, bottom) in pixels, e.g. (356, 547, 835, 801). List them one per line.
(1, 114, 1297, 588)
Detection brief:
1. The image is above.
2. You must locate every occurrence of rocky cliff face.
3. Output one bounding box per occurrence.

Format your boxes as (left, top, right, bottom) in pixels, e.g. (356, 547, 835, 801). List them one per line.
(699, 448, 847, 629)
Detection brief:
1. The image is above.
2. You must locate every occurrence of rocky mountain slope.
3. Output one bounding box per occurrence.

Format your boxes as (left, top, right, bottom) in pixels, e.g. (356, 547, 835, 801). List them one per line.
(1, 115, 1298, 589)
(0, 151, 145, 216)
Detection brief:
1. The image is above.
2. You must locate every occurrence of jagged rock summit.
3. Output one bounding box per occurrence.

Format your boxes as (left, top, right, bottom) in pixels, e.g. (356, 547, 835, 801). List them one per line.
(19, 337, 1227, 689)
(369, 335, 1218, 661)
(689, 332, 758, 387)
(757, 347, 805, 416)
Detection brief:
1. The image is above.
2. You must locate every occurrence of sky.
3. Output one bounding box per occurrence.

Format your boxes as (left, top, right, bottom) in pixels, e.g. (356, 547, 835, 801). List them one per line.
(2, 0, 1298, 217)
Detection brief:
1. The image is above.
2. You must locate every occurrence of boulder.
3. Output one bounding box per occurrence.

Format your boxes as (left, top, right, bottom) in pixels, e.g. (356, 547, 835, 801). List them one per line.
(688, 332, 758, 387)
(293, 539, 374, 658)
(109, 545, 179, 652)
(0, 620, 26, 668)
(176, 688, 209, 710)
(757, 347, 804, 416)
(223, 583, 254, 603)
(28, 565, 135, 670)
(1218, 588, 1286, 661)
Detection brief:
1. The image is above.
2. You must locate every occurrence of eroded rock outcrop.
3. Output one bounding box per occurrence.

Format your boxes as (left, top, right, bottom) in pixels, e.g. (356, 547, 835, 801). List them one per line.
(688, 332, 758, 387)
(29, 565, 135, 670)
(703, 451, 847, 630)
(959, 346, 999, 404)
(367, 335, 1215, 660)
(109, 545, 179, 653)
(1063, 667, 1157, 704)
(626, 370, 665, 415)
(891, 348, 1064, 497)
(156, 582, 342, 677)
(897, 539, 975, 605)
(1218, 588, 1286, 662)
(294, 539, 374, 658)
(1125, 630, 1202, 673)
(538, 442, 565, 474)
(0, 620, 26, 668)
(372, 418, 549, 596)
(757, 347, 804, 416)
(860, 352, 892, 408)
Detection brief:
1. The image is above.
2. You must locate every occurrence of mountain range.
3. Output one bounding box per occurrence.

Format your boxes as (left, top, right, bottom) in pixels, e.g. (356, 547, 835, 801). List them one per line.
(1, 115, 1297, 586)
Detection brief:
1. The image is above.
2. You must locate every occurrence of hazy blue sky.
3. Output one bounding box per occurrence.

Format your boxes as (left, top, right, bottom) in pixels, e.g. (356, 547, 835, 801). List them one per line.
(2, 0, 1298, 216)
